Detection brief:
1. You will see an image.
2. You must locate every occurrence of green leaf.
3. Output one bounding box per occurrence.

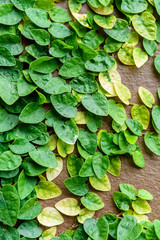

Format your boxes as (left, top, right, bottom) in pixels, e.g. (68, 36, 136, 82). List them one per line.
(70, 73, 98, 94)
(49, 23, 72, 38)
(11, 0, 35, 11)
(54, 119, 79, 145)
(143, 39, 157, 57)
(51, 93, 78, 118)
(49, 6, 72, 23)
(104, 37, 122, 53)
(18, 220, 42, 238)
(154, 219, 160, 239)
(154, 55, 160, 73)
(30, 29, 50, 46)
(0, 151, 22, 171)
(113, 192, 131, 211)
(155, 0, 160, 15)
(137, 189, 153, 200)
(0, 107, 19, 132)
(86, 112, 102, 133)
(49, 40, 73, 58)
(108, 99, 126, 125)
(121, 0, 148, 13)
(29, 146, 57, 168)
(19, 102, 46, 124)
(104, 18, 130, 42)
(25, 8, 51, 28)
(18, 75, 37, 97)
(132, 151, 145, 168)
(30, 57, 57, 74)
(10, 138, 35, 154)
(82, 30, 104, 49)
(100, 131, 118, 155)
(81, 192, 104, 210)
(92, 152, 109, 178)
(126, 119, 143, 136)
(22, 157, 47, 176)
(35, 0, 55, 10)
(144, 132, 160, 155)
(0, 33, 23, 56)
(0, 226, 20, 240)
(82, 92, 108, 116)
(18, 199, 42, 220)
(0, 3, 22, 25)
(18, 170, 37, 199)
(26, 43, 49, 58)
(0, 76, 19, 105)
(59, 57, 86, 78)
(78, 129, 97, 154)
(0, 185, 20, 226)
(0, 46, 16, 66)
(79, 155, 94, 177)
(132, 12, 156, 40)
(67, 154, 84, 177)
(73, 225, 88, 240)
(64, 176, 88, 196)
(152, 106, 160, 131)
(117, 215, 142, 240)
(44, 77, 71, 95)
(85, 51, 115, 72)
(132, 198, 151, 214)
(119, 184, 137, 200)
(84, 217, 109, 240)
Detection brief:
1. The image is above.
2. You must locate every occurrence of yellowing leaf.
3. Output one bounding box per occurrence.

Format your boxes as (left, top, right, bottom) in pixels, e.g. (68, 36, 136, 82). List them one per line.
(35, 177, 62, 200)
(45, 134, 57, 151)
(133, 48, 148, 68)
(57, 138, 74, 158)
(73, 13, 91, 28)
(77, 208, 95, 224)
(37, 207, 64, 227)
(118, 43, 135, 65)
(89, 174, 111, 191)
(127, 31, 139, 46)
(90, 3, 114, 15)
(131, 105, 150, 130)
(138, 87, 155, 108)
(39, 227, 57, 240)
(99, 69, 121, 96)
(114, 82, 131, 105)
(73, 111, 86, 124)
(55, 198, 80, 216)
(94, 15, 116, 29)
(132, 199, 151, 214)
(46, 157, 63, 181)
(72, 90, 84, 102)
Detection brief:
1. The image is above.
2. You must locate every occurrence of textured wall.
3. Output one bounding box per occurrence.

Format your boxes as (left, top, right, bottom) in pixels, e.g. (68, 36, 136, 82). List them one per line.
(41, 1, 160, 235)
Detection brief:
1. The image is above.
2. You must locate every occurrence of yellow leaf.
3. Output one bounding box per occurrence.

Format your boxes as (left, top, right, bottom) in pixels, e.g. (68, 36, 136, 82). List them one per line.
(46, 157, 63, 181)
(37, 207, 64, 227)
(55, 198, 80, 216)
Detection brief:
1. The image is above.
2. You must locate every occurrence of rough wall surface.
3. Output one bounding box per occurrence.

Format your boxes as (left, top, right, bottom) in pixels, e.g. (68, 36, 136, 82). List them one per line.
(41, 1, 160, 235)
